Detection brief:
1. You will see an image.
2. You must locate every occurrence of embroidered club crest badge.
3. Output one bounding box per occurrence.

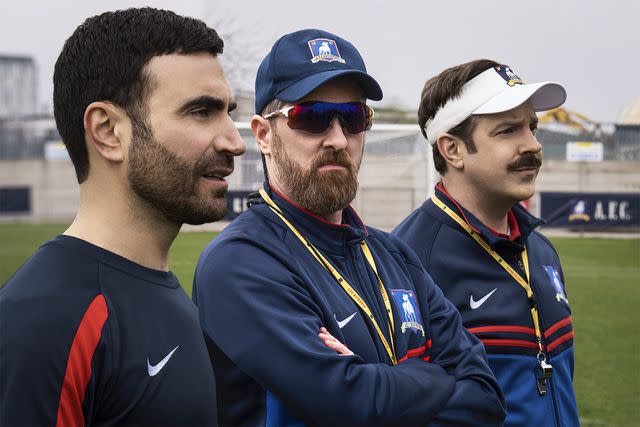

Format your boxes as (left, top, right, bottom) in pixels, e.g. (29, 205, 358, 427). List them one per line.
(495, 65, 525, 87)
(390, 289, 425, 336)
(308, 38, 346, 64)
(543, 265, 569, 304)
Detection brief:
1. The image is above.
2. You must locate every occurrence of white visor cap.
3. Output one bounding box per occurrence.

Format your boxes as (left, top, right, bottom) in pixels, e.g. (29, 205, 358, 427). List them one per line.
(424, 65, 567, 143)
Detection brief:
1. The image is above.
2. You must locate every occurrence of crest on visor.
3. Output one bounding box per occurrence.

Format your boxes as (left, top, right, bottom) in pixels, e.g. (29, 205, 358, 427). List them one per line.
(308, 38, 345, 64)
(495, 65, 524, 87)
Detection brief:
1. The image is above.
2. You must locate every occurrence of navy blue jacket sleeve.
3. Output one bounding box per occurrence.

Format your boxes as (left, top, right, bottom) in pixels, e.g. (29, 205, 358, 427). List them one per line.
(195, 237, 458, 426)
(406, 263, 506, 426)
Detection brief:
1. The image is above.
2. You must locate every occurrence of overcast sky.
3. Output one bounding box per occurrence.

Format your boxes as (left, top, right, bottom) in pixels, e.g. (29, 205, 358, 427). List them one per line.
(1, 0, 638, 122)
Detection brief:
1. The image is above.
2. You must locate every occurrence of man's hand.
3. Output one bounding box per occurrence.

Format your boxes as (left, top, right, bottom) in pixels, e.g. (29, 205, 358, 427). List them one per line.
(319, 327, 354, 356)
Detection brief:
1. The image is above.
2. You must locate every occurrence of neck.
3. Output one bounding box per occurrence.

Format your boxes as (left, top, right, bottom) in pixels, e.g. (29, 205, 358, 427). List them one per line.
(318, 210, 343, 225)
(64, 181, 180, 271)
(440, 177, 512, 234)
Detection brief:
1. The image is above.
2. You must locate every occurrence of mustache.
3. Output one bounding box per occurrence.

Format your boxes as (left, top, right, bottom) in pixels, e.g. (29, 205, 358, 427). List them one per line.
(311, 150, 354, 170)
(194, 153, 234, 174)
(507, 154, 542, 171)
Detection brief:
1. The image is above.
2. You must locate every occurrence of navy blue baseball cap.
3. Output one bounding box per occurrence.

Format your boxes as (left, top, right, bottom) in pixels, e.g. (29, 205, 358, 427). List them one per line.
(254, 28, 383, 114)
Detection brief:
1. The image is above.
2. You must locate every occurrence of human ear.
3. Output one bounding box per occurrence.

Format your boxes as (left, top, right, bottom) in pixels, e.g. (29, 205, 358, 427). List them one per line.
(83, 102, 128, 163)
(436, 133, 465, 170)
(251, 114, 273, 156)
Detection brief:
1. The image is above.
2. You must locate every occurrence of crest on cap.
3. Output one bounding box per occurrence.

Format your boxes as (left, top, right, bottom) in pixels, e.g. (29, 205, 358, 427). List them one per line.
(308, 38, 346, 64)
(495, 65, 524, 87)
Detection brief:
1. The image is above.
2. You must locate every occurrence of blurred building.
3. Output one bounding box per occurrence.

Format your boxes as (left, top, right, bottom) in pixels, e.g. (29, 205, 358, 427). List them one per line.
(618, 96, 640, 125)
(0, 116, 59, 160)
(0, 55, 37, 118)
(615, 96, 640, 160)
(229, 89, 255, 122)
(533, 100, 640, 161)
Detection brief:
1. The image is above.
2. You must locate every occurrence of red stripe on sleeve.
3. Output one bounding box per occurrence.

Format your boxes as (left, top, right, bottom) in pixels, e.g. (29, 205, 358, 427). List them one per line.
(397, 340, 432, 364)
(480, 338, 539, 349)
(544, 316, 572, 338)
(56, 295, 109, 427)
(546, 331, 574, 352)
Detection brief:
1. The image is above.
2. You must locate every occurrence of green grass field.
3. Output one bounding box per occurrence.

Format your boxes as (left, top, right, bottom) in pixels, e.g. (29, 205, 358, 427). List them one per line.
(1, 223, 638, 426)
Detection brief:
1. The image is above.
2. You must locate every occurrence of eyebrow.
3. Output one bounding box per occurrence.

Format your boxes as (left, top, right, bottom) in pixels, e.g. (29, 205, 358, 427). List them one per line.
(178, 95, 236, 114)
(490, 115, 538, 134)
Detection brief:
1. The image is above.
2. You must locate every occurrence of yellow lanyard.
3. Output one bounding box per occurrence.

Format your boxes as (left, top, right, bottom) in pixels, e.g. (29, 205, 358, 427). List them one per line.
(259, 188, 397, 364)
(431, 194, 546, 356)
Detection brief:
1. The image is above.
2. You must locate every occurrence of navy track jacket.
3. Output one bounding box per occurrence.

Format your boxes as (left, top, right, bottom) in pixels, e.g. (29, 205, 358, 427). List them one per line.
(193, 185, 506, 426)
(0, 236, 217, 426)
(393, 185, 579, 427)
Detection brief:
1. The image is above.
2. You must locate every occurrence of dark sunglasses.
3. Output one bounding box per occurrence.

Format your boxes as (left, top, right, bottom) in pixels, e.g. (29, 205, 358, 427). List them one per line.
(263, 101, 375, 134)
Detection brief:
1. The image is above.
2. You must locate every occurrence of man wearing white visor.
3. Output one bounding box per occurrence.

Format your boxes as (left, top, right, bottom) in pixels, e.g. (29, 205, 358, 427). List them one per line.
(394, 59, 579, 426)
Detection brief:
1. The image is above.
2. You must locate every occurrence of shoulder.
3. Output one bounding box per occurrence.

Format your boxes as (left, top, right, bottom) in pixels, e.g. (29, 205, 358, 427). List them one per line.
(392, 199, 450, 266)
(194, 207, 306, 299)
(197, 207, 289, 268)
(393, 199, 439, 236)
(527, 230, 561, 259)
(394, 199, 450, 238)
(0, 240, 111, 374)
(0, 237, 161, 346)
(2, 238, 103, 300)
(367, 227, 429, 274)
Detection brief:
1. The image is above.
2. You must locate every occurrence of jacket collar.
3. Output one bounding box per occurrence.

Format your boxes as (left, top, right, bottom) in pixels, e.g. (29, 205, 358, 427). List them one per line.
(433, 183, 545, 251)
(259, 182, 368, 253)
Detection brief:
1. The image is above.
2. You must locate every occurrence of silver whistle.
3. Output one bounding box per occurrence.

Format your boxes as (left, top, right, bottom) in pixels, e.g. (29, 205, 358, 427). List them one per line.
(536, 359, 553, 395)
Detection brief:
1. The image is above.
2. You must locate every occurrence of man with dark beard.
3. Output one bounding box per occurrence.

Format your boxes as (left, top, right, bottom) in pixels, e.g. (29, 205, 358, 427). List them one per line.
(0, 8, 244, 425)
(393, 60, 578, 426)
(193, 29, 505, 426)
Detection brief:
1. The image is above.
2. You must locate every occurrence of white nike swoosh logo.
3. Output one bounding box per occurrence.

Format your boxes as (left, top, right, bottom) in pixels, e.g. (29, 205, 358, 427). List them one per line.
(335, 312, 357, 329)
(147, 345, 179, 377)
(469, 288, 498, 310)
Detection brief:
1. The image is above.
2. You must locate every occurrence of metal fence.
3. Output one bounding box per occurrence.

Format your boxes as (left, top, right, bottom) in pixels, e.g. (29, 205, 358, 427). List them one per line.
(1, 119, 639, 230)
(3, 117, 640, 162)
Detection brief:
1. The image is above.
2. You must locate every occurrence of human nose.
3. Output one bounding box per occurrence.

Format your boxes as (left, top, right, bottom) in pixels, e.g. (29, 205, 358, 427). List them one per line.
(322, 117, 349, 151)
(217, 115, 246, 156)
(520, 129, 542, 156)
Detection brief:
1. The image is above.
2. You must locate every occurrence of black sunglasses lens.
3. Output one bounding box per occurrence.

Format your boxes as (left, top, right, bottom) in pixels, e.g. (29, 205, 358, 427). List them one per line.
(287, 102, 372, 134)
(340, 103, 371, 134)
(287, 103, 332, 133)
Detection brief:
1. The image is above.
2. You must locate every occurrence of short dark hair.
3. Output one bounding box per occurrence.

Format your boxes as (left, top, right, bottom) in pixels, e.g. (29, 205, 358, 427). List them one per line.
(418, 59, 500, 174)
(54, 7, 224, 183)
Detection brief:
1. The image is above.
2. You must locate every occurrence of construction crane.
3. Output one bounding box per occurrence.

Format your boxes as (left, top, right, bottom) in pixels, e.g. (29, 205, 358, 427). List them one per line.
(538, 107, 600, 136)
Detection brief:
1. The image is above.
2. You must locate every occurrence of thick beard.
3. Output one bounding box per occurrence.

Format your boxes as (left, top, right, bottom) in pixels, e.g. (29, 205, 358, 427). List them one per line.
(127, 116, 231, 225)
(271, 133, 359, 216)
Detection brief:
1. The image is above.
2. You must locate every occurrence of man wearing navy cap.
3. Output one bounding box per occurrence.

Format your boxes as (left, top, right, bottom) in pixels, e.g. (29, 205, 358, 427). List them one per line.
(393, 59, 579, 426)
(193, 30, 506, 426)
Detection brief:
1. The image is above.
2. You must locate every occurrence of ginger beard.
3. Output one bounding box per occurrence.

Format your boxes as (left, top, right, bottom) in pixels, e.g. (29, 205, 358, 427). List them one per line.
(127, 116, 232, 225)
(270, 133, 360, 216)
